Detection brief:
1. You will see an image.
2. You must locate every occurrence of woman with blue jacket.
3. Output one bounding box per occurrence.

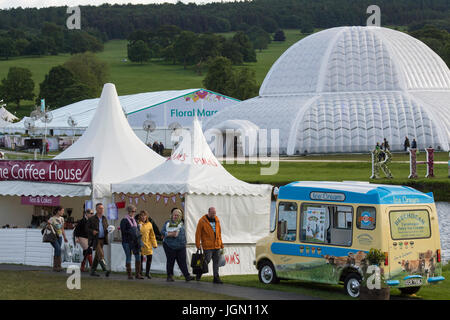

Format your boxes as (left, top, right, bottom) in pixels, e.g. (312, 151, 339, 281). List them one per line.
(161, 208, 194, 282)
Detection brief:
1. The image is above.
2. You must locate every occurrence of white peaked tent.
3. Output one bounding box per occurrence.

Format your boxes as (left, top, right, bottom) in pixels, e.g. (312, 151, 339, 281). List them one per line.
(55, 83, 165, 203)
(0, 106, 18, 122)
(112, 118, 273, 274)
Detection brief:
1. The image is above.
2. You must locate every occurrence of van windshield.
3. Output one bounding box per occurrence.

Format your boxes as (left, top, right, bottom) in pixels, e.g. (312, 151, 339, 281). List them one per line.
(389, 210, 431, 240)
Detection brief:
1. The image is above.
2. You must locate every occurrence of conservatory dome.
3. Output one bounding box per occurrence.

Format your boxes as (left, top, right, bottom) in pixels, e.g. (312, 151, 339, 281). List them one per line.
(204, 26, 450, 154)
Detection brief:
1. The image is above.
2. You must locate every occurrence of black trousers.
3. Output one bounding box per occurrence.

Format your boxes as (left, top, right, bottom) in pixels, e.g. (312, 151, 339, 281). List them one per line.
(141, 254, 153, 275)
(163, 242, 189, 277)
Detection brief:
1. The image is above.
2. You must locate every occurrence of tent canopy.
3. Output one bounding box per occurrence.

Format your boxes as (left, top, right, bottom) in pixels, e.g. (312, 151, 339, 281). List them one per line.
(112, 117, 272, 196)
(54, 83, 165, 198)
(0, 106, 18, 122)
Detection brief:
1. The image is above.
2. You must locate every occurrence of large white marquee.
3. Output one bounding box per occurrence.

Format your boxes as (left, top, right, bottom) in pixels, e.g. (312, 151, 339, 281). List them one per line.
(204, 26, 450, 154)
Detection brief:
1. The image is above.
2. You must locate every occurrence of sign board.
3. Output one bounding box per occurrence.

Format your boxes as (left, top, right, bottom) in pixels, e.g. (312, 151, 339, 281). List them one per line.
(0, 159, 92, 183)
(310, 192, 345, 202)
(126, 90, 238, 128)
(304, 207, 327, 243)
(21, 195, 60, 206)
(390, 210, 431, 240)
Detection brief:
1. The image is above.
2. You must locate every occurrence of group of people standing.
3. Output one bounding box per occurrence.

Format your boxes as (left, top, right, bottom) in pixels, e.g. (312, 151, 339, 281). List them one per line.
(46, 203, 224, 284)
(150, 141, 165, 155)
(48, 203, 111, 276)
(120, 205, 158, 279)
(403, 136, 417, 152)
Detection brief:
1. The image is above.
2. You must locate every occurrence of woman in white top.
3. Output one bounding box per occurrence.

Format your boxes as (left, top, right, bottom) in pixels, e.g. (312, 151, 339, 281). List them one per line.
(47, 206, 68, 272)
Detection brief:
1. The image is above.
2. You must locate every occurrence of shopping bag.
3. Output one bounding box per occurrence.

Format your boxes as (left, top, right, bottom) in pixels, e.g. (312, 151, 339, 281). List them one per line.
(72, 243, 83, 263)
(218, 250, 226, 268)
(191, 249, 208, 274)
(63, 242, 73, 262)
(191, 249, 204, 269)
(42, 225, 57, 243)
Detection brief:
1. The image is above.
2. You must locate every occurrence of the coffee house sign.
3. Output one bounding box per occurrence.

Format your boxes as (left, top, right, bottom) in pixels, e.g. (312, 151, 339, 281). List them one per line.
(0, 159, 92, 183)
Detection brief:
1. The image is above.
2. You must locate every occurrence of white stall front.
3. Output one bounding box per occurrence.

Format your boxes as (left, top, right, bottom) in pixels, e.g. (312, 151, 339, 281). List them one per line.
(112, 118, 273, 275)
(0, 83, 165, 271)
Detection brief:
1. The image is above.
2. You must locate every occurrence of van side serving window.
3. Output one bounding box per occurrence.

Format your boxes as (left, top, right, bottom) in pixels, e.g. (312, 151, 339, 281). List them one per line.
(300, 203, 353, 247)
(389, 210, 431, 240)
(277, 202, 298, 241)
(356, 207, 376, 230)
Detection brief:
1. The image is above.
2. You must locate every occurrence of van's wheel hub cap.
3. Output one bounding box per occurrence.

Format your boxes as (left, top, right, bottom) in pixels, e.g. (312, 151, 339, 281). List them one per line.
(262, 266, 273, 282)
(348, 279, 360, 297)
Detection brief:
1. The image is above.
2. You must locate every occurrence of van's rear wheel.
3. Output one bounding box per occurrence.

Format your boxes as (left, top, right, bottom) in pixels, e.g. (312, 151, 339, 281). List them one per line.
(258, 261, 279, 284)
(344, 273, 361, 298)
(399, 286, 421, 295)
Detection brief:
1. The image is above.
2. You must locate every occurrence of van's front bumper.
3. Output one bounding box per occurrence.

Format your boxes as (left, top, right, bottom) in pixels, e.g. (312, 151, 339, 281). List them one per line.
(386, 276, 445, 287)
(427, 276, 445, 283)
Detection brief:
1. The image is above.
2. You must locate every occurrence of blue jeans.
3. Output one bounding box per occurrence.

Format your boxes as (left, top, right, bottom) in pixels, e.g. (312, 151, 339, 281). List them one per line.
(51, 236, 63, 257)
(122, 242, 141, 264)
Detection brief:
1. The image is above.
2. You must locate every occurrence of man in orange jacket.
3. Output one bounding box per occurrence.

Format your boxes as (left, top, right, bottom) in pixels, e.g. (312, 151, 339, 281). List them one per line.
(195, 207, 224, 283)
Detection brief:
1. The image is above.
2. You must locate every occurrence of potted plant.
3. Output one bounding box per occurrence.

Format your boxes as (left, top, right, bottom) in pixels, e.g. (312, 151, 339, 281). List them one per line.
(360, 248, 390, 300)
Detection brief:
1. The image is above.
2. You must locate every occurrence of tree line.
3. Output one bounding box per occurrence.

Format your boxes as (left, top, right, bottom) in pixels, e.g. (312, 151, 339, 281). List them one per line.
(126, 25, 277, 66)
(0, 22, 104, 60)
(0, 0, 448, 40)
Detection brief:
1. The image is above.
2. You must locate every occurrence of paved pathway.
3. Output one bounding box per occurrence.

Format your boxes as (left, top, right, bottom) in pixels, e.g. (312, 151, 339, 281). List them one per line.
(0, 264, 320, 300)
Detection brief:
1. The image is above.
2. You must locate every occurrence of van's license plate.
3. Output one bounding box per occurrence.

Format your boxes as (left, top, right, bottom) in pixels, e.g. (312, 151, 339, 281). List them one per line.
(405, 278, 422, 286)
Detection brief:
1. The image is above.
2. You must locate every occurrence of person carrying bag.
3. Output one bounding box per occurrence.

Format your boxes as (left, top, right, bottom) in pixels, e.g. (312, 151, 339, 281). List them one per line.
(42, 224, 57, 243)
(191, 249, 208, 276)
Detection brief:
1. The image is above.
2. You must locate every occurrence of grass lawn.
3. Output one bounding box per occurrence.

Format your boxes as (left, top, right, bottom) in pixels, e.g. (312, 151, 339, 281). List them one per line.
(223, 160, 450, 198)
(0, 29, 305, 118)
(0, 270, 237, 300)
(217, 262, 450, 300)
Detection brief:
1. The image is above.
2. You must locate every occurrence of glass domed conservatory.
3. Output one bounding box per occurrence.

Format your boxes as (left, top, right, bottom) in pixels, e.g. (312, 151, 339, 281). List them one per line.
(204, 26, 450, 155)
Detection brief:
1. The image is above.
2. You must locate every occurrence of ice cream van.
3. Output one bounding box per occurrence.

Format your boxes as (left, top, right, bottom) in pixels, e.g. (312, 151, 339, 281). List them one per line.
(255, 181, 445, 297)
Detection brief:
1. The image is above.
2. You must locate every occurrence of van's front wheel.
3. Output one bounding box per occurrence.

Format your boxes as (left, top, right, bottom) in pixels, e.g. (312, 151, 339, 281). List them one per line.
(258, 261, 279, 284)
(399, 286, 421, 295)
(344, 273, 361, 298)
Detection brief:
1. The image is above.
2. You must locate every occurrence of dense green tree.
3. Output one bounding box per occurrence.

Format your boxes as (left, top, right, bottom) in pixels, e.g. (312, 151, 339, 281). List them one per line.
(173, 31, 198, 69)
(26, 37, 49, 56)
(37, 65, 92, 108)
(410, 25, 450, 66)
(203, 56, 259, 99)
(232, 31, 256, 63)
(41, 22, 64, 54)
(194, 33, 223, 63)
(66, 31, 104, 54)
(273, 29, 286, 42)
(63, 52, 109, 96)
(203, 56, 234, 95)
(0, 67, 34, 108)
(221, 39, 243, 65)
(0, 37, 17, 59)
(299, 17, 314, 34)
(127, 40, 151, 64)
(228, 67, 259, 100)
(14, 38, 29, 56)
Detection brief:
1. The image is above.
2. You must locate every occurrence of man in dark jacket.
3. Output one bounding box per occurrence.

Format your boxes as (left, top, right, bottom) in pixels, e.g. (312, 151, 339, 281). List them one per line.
(404, 136, 410, 152)
(158, 141, 165, 155)
(152, 141, 159, 153)
(87, 203, 110, 277)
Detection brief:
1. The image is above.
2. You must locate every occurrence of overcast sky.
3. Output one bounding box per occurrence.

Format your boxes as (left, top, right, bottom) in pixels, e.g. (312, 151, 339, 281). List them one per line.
(0, 0, 232, 9)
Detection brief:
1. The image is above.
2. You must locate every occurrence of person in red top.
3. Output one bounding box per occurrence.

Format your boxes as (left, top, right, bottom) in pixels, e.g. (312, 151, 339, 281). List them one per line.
(195, 207, 224, 283)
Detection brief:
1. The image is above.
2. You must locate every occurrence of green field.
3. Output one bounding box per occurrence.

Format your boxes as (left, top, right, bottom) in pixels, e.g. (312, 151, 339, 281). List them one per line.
(0, 29, 305, 117)
(220, 263, 450, 300)
(1, 264, 447, 300)
(222, 158, 450, 201)
(0, 270, 237, 300)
